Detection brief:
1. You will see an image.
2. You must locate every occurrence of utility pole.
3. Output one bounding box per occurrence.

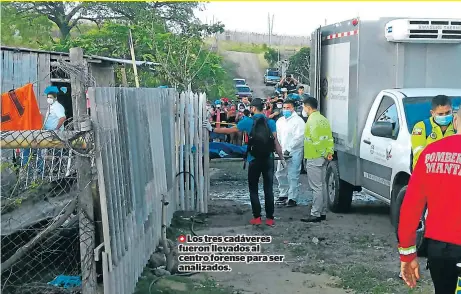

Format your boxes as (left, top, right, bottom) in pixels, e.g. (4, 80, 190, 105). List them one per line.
(268, 13, 274, 47)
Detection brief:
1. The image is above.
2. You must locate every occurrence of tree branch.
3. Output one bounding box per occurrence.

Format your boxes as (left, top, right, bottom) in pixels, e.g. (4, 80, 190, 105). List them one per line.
(65, 3, 85, 22)
(1, 197, 77, 273)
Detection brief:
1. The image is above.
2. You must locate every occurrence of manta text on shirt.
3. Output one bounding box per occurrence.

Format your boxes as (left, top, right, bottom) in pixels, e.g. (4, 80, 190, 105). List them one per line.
(425, 152, 461, 176)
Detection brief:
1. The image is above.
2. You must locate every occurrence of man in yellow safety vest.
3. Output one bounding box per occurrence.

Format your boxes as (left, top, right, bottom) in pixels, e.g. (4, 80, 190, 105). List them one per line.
(411, 95, 455, 170)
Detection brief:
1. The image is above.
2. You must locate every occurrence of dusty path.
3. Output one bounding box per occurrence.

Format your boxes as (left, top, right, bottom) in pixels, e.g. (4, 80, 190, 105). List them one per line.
(221, 51, 274, 99)
(192, 161, 435, 294)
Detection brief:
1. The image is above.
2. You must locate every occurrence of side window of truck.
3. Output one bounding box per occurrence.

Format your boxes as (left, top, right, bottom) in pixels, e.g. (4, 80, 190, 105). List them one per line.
(373, 96, 400, 138)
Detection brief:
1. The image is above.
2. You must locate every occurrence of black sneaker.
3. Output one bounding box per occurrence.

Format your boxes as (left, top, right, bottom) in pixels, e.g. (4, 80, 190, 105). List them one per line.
(300, 215, 322, 223)
(286, 199, 297, 207)
(320, 215, 326, 221)
(276, 197, 288, 204)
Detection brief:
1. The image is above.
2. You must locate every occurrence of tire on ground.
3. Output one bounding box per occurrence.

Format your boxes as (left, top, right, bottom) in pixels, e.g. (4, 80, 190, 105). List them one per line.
(326, 160, 354, 213)
(391, 185, 426, 251)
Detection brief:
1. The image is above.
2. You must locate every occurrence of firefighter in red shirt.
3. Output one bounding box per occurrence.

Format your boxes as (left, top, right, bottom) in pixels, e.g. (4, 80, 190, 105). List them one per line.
(398, 107, 461, 293)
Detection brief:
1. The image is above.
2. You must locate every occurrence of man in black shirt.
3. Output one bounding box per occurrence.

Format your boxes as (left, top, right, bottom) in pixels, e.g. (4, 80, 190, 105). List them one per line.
(280, 74, 298, 94)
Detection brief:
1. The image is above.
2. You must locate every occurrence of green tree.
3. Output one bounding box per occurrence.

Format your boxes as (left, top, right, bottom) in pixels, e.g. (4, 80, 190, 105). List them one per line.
(0, 5, 54, 48)
(43, 19, 233, 97)
(141, 19, 225, 91)
(1, 2, 235, 98)
(8, 1, 201, 39)
(288, 47, 310, 85)
(264, 47, 278, 67)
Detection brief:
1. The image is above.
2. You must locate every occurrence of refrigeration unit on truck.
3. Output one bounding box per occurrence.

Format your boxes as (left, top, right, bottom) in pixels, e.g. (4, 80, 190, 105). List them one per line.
(309, 17, 461, 234)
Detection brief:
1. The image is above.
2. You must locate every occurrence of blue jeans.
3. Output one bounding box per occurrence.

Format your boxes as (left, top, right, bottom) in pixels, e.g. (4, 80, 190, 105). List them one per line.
(21, 148, 44, 172)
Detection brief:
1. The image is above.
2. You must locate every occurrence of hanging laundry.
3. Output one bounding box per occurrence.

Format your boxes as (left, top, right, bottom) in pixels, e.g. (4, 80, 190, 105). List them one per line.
(1, 83, 42, 130)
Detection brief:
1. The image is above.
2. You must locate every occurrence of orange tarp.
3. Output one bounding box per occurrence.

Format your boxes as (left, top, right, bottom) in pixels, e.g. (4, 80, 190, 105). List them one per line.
(1, 83, 42, 131)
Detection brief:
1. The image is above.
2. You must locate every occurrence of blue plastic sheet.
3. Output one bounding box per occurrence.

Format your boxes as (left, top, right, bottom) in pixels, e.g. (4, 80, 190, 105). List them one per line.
(48, 275, 82, 289)
(209, 142, 247, 159)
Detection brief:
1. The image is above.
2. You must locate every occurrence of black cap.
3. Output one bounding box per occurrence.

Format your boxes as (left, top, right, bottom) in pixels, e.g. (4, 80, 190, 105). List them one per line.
(277, 98, 284, 103)
(250, 98, 263, 107)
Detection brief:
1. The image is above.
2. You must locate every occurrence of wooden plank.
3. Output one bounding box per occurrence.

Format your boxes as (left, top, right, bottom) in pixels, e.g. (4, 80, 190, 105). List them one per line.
(2, 50, 14, 93)
(188, 92, 195, 211)
(184, 92, 190, 210)
(27, 52, 39, 98)
(172, 91, 179, 210)
(12, 52, 22, 89)
(179, 92, 186, 210)
(37, 53, 51, 114)
(204, 94, 210, 206)
(198, 93, 205, 213)
(193, 93, 200, 212)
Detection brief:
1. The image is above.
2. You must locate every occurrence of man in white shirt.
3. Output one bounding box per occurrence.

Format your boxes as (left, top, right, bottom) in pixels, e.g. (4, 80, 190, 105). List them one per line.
(44, 92, 66, 130)
(275, 99, 306, 206)
(21, 91, 66, 171)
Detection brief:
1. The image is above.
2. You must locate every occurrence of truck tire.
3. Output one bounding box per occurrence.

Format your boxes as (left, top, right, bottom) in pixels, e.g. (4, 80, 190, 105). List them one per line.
(391, 185, 427, 251)
(326, 160, 354, 213)
(390, 185, 405, 228)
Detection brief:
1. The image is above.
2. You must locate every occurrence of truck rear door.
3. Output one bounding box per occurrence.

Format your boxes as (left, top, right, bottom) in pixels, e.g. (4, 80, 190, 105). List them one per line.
(310, 27, 322, 109)
(359, 92, 404, 200)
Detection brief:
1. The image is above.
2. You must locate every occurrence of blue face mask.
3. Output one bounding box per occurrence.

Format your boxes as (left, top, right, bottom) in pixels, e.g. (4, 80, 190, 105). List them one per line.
(282, 110, 292, 119)
(434, 114, 453, 126)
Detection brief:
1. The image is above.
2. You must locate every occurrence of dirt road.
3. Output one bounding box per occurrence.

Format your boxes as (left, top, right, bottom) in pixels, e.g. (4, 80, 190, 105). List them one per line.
(221, 51, 273, 99)
(191, 161, 435, 294)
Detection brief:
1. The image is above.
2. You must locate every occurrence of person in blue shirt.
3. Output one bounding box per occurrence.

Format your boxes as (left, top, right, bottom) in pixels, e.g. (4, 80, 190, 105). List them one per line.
(203, 98, 285, 227)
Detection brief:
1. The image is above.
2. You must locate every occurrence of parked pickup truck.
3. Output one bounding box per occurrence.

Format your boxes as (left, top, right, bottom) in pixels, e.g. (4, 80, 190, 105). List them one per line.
(309, 17, 461, 245)
(235, 85, 253, 99)
(264, 69, 281, 86)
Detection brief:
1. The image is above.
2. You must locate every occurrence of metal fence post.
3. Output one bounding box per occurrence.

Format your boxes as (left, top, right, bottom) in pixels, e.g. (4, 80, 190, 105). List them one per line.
(69, 47, 97, 294)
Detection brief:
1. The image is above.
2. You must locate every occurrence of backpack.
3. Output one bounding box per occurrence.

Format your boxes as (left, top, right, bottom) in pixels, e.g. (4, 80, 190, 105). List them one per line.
(245, 116, 275, 160)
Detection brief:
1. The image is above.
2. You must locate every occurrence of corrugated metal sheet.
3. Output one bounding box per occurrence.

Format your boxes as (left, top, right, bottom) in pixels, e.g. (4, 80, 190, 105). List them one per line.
(89, 87, 188, 294)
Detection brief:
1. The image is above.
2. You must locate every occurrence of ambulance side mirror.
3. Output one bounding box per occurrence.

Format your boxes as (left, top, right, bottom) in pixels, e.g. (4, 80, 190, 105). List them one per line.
(371, 121, 393, 138)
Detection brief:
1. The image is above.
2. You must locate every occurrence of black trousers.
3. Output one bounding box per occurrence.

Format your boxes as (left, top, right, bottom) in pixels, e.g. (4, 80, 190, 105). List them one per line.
(427, 239, 461, 294)
(248, 157, 275, 219)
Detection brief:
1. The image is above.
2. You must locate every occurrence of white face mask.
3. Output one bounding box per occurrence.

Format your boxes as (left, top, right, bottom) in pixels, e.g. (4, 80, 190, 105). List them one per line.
(302, 110, 308, 117)
(276, 104, 283, 109)
(47, 98, 55, 105)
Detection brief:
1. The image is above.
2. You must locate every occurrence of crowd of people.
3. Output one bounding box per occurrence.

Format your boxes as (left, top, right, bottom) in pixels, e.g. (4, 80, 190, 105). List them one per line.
(206, 80, 306, 145)
(203, 92, 333, 226)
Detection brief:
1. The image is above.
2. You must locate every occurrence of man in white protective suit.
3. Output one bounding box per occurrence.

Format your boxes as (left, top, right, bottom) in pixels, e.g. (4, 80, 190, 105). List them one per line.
(275, 99, 306, 207)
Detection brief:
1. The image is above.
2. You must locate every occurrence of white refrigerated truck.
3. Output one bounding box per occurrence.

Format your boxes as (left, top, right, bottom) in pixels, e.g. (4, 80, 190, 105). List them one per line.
(309, 17, 461, 236)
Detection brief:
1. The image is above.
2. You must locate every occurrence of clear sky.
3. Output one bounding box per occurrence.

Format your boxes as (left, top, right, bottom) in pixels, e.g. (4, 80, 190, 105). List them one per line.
(196, 1, 461, 36)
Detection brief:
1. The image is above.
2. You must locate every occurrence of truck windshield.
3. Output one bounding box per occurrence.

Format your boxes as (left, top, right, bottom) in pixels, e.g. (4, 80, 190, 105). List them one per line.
(234, 80, 245, 85)
(267, 71, 279, 77)
(403, 96, 461, 132)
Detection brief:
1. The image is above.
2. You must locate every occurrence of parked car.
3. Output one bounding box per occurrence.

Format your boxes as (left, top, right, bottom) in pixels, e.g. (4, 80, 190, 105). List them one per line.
(233, 78, 247, 86)
(235, 85, 253, 98)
